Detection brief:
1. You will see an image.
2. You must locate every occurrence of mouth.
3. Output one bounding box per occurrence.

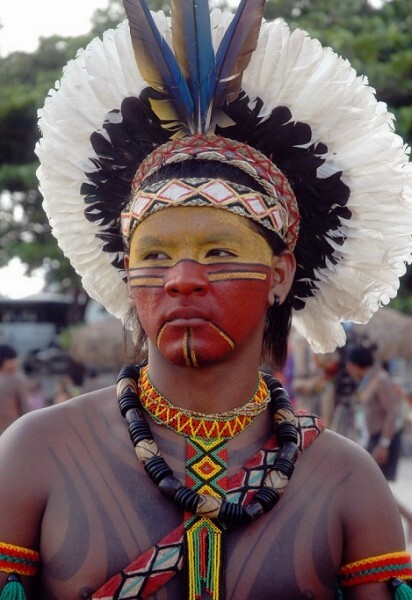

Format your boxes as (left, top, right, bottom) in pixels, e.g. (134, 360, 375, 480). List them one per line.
(165, 317, 208, 327)
(156, 313, 210, 353)
(165, 308, 210, 324)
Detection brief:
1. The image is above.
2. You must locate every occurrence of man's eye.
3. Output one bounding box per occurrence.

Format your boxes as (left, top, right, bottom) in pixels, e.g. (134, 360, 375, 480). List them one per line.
(206, 249, 237, 258)
(143, 251, 170, 260)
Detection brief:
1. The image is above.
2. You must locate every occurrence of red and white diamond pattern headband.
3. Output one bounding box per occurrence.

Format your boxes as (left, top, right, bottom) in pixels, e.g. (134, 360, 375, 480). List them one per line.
(122, 177, 291, 248)
(126, 134, 300, 251)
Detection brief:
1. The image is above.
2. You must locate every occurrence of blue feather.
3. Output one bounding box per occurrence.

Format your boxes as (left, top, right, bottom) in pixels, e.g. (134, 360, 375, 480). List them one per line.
(123, 0, 194, 132)
(171, 0, 216, 132)
(215, 0, 266, 107)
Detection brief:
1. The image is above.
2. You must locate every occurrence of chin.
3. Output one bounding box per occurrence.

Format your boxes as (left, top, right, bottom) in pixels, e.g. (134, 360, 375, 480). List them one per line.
(160, 343, 233, 369)
(156, 323, 236, 369)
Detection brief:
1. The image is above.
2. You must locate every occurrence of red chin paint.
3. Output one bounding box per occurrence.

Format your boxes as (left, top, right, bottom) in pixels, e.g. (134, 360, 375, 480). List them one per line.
(156, 320, 235, 368)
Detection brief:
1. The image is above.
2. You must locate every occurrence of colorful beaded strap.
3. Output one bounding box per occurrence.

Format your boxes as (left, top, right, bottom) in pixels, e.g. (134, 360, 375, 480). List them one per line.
(116, 362, 302, 600)
(0, 542, 40, 577)
(335, 551, 412, 599)
(93, 413, 325, 599)
(337, 552, 412, 586)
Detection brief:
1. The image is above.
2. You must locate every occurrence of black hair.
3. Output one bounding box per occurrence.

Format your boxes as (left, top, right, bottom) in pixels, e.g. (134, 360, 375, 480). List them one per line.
(347, 345, 375, 368)
(0, 344, 17, 369)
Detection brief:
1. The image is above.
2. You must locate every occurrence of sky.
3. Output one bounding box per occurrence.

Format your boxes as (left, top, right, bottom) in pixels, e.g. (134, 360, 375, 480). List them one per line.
(0, 1, 112, 296)
(0, 260, 44, 299)
(1, 0, 384, 56)
(0, 0, 109, 57)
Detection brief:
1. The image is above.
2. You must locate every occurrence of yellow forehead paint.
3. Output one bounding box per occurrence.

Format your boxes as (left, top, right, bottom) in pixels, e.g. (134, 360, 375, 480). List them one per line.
(129, 206, 274, 268)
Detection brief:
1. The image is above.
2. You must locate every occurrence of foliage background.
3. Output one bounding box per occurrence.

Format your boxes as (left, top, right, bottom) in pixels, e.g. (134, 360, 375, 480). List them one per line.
(0, 0, 411, 317)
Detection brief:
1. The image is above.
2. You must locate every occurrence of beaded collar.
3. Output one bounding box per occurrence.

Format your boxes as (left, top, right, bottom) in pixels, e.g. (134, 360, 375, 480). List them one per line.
(138, 365, 270, 439)
(117, 362, 299, 527)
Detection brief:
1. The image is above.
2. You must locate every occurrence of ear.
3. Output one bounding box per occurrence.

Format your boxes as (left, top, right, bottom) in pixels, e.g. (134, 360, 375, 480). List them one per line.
(124, 254, 130, 272)
(267, 249, 296, 306)
(124, 255, 134, 303)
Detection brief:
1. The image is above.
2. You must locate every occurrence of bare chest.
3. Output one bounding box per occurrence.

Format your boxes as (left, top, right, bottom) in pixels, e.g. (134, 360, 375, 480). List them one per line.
(38, 431, 342, 600)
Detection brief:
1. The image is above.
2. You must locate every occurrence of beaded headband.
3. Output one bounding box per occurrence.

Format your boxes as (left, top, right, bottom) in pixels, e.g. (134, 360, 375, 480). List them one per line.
(36, 1, 412, 353)
(121, 135, 299, 250)
(123, 174, 293, 250)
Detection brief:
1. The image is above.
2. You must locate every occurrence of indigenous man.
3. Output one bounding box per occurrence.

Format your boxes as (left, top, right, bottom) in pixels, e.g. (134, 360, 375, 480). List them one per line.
(0, 1, 412, 599)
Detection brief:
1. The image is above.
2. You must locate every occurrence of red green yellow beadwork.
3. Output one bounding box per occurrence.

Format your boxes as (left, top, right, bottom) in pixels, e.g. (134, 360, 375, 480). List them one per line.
(337, 551, 412, 586)
(139, 365, 270, 439)
(0, 542, 40, 577)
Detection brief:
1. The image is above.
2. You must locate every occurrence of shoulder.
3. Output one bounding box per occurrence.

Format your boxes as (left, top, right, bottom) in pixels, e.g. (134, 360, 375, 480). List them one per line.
(298, 426, 373, 473)
(372, 367, 389, 384)
(0, 385, 117, 469)
(301, 428, 406, 562)
(296, 427, 398, 518)
(0, 384, 118, 517)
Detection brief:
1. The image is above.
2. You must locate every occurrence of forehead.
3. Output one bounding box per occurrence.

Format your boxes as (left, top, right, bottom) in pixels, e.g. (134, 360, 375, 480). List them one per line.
(131, 206, 266, 245)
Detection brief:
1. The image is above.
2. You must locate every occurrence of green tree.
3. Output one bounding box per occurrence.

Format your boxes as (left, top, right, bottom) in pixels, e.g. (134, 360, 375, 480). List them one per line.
(0, 38, 91, 308)
(90, 0, 126, 36)
(0, 4, 122, 310)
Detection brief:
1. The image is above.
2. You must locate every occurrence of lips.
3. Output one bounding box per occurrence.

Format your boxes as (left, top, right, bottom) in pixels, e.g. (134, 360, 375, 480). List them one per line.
(166, 318, 208, 328)
(164, 308, 210, 323)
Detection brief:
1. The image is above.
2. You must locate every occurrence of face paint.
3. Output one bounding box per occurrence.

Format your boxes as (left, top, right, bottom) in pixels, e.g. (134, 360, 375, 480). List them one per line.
(127, 206, 274, 367)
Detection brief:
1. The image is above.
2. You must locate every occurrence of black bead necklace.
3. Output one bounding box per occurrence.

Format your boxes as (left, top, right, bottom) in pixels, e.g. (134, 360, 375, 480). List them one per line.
(117, 362, 300, 527)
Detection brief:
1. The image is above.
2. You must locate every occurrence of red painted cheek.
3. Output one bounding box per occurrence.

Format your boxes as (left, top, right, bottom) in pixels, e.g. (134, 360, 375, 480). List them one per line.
(131, 288, 163, 342)
(211, 278, 270, 343)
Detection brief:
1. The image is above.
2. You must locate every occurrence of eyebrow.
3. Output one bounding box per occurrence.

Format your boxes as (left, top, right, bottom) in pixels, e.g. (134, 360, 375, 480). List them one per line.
(200, 232, 244, 245)
(135, 231, 244, 248)
(135, 236, 173, 249)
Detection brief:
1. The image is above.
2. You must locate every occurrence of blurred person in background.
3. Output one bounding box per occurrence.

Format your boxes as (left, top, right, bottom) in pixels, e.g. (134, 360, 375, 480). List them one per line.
(53, 375, 78, 404)
(0, 344, 29, 435)
(346, 346, 412, 553)
(346, 345, 405, 482)
(25, 377, 48, 411)
(292, 350, 341, 426)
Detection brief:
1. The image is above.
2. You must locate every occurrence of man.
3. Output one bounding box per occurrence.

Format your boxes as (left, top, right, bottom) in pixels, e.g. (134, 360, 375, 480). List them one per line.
(0, 203, 408, 600)
(0, 1, 411, 598)
(346, 346, 405, 481)
(0, 344, 28, 435)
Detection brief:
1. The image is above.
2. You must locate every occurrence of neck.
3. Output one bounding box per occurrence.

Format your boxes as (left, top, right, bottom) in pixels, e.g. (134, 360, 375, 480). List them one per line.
(360, 365, 374, 379)
(146, 346, 263, 415)
(357, 365, 376, 389)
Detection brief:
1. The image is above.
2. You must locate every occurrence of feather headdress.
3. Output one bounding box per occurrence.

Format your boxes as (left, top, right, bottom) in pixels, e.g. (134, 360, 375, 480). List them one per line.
(36, 0, 412, 353)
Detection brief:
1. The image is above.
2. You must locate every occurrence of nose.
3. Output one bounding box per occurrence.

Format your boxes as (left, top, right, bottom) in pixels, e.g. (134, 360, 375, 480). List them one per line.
(164, 261, 209, 297)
